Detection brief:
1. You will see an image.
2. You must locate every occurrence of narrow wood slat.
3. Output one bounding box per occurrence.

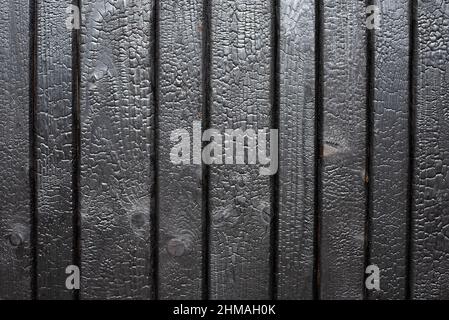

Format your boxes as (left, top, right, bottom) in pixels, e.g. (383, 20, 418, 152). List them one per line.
(158, 0, 204, 299)
(368, 0, 409, 300)
(0, 0, 33, 300)
(209, 0, 273, 299)
(80, 0, 155, 299)
(277, 0, 316, 299)
(412, 0, 449, 299)
(320, 0, 367, 299)
(36, 0, 75, 299)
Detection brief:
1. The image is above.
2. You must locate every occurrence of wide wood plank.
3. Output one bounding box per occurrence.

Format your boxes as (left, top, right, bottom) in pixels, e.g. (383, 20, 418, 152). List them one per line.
(80, 0, 154, 299)
(412, 0, 449, 299)
(0, 0, 33, 300)
(209, 0, 273, 299)
(158, 0, 204, 299)
(320, 0, 367, 299)
(36, 0, 75, 299)
(368, 0, 409, 300)
(277, 0, 316, 299)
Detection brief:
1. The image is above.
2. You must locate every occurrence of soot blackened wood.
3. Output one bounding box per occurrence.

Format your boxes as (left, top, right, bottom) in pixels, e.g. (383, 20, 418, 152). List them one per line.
(320, 0, 367, 299)
(368, 0, 409, 300)
(80, 0, 154, 299)
(209, 0, 273, 299)
(158, 0, 204, 299)
(36, 0, 75, 299)
(0, 0, 32, 300)
(412, 0, 449, 299)
(277, 0, 316, 300)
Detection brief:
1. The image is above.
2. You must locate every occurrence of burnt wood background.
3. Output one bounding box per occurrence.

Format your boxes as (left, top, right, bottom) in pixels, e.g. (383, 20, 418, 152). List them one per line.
(1, 0, 448, 300)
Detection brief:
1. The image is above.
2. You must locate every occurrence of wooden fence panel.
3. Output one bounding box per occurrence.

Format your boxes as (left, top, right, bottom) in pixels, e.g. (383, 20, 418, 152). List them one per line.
(36, 0, 75, 299)
(320, 0, 367, 299)
(278, 0, 316, 300)
(0, 0, 33, 300)
(158, 0, 205, 299)
(1, 0, 449, 300)
(80, 0, 155, 299)
(208, 0, 273, 299)
(368, 0, 410, 300)
(412, 0, 449, 299)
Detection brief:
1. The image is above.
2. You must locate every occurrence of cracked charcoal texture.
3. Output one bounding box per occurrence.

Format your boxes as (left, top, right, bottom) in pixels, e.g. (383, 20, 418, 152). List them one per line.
(277, 0, 316, 300)
(36, 0, 75, 299)
(412, 0, 449, 300)
(158, 0, 204, 299)
(209, 0, 273, 299)
(80, 0, 154, 299)
(320, 0, 367, 299)
(368, 0, 409, 300)
(2, 0, 449, 301)
(0, 0, 32, 300)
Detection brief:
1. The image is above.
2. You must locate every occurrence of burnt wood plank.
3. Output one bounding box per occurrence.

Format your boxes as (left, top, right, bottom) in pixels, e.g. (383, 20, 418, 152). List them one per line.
(320, 0, 367, 299)
(158, 0, 204, 299)
(36, 0, 75, 299)
(277, 0, 316, 299)
(0, 0, 33, 300)
(80, 0, 154, 299)
(209, 0, 273, 299)
(368, 0, 409, 300)
(412, 0, 449, 299)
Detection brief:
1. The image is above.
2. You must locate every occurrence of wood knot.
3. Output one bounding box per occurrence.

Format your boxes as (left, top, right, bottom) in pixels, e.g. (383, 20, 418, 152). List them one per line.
(321, 142, 340, 158)
(167, 238, 186, 257)
(9, 233, 23, 247)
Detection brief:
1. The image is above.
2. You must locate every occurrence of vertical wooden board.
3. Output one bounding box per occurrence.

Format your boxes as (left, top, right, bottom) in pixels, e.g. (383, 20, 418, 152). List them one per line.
(320, 0, 367, 299)
(36, 0, 74, 299)
(158, 0, 204, 299)
(80, 0, 154, 299)
(369, 0, 409, 300)
(209, 0, 273, 299)
(412, 0, 449, 299)
(277, 0, 315, 299)
(0, 0, 32, 300)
